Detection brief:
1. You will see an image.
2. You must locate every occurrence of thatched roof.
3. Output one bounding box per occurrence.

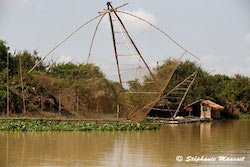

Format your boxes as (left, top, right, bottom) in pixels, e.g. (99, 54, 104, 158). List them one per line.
(184, 99, 224, 111)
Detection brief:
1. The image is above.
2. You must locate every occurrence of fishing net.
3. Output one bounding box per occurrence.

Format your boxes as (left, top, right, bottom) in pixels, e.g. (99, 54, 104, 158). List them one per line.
(28, 6, 192, 121)
(30, 56, 182, 120)
(30, 65, 122, 119)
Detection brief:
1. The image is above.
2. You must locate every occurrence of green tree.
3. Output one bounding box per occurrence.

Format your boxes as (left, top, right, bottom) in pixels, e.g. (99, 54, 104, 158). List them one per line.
(0, 41, 8, 71)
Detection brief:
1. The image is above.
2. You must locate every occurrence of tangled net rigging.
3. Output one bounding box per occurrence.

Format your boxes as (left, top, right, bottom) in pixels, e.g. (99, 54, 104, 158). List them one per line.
(27, 2, 199, 121)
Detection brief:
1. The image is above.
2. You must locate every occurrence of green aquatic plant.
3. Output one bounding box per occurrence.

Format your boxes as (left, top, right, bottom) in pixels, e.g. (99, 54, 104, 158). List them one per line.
(140, 119, 155, 123)
(0, 120, 160, 131)
(239, 114, 250, 119)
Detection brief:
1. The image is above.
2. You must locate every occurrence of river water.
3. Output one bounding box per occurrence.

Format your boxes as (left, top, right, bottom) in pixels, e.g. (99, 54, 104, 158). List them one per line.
(0, 120, 249, 167)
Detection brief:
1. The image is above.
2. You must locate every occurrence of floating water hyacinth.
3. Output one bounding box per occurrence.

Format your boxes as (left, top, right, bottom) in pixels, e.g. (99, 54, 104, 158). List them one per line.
(0, 120, 160, 131)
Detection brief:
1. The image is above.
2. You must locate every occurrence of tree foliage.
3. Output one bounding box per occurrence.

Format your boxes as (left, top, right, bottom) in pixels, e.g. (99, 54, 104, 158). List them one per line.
(0, 40, 249, 115)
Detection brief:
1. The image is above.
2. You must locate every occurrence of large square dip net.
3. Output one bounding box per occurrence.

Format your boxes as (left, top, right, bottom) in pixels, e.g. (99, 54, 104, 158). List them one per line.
(28, 3, 198, 121)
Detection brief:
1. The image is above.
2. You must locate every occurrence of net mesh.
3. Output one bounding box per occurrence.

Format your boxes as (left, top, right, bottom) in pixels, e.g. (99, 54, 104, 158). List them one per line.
(28, 11, 186, 121)
(30, 64, 122, 119)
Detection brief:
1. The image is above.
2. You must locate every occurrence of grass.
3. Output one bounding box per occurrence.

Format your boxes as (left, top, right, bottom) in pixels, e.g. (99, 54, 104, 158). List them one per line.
(0, 120, 160, 131)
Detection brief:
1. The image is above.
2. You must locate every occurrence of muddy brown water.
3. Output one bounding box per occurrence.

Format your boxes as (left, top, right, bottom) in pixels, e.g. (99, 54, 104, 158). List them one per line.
(0, 120, 249, 167)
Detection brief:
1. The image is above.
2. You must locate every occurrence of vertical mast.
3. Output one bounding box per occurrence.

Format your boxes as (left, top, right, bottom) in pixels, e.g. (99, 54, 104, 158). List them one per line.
(107, 2, 125, 102)
(107, 2, 160, 92)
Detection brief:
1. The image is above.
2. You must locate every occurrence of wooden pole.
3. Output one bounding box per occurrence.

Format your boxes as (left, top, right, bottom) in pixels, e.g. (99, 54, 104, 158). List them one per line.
(117, 105, 120, 120)
(116, 10, 200, 61)
(6, 53, 9, 117)
(200, 103, 203, 119)
(28, 14, 105, 74)
(107, 3, 125, 100)
(76, 95, 79, 113)
(19, 56, 26, 115)
(173, 72, 197, 119)
(96, 99, 99, 114)
(87, 13, 107, 63)
(40, 96, 43, 112)
(59, 92, 61, 117)
(108, 2, 161, 91)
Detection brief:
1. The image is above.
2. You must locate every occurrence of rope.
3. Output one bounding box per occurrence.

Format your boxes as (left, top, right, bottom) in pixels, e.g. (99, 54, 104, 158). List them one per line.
(111, 12, 140, 65)
(87, 13, 107, 64)
(28, 13, 106, 73)
(116, 10, 200, 61)
(128, 52, 185, 119)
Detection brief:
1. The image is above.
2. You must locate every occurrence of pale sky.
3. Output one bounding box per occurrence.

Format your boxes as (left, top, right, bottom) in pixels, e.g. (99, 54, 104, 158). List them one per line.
(0, 0, 250, 77)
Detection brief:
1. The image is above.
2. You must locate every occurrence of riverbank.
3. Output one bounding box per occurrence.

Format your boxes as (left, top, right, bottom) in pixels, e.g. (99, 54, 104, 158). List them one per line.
(0, 120, 160, 131)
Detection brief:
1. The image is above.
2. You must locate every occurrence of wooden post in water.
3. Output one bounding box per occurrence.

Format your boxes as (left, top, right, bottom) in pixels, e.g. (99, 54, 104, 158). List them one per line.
(19, 56, 26, 115)
(6, 52, 9, 117)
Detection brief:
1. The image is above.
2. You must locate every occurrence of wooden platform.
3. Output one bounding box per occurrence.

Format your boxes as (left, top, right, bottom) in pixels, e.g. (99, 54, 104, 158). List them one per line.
(147, 116, 212, 124)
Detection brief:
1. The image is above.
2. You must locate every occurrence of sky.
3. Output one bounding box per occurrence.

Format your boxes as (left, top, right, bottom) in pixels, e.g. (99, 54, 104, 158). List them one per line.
(0, 0, 250, 77)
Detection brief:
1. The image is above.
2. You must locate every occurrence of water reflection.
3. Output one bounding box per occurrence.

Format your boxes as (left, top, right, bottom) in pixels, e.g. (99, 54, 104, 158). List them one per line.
(0, 120, 249, 167)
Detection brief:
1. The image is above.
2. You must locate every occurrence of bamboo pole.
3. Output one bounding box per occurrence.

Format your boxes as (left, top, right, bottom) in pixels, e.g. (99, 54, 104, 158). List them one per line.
(128, 53, 184, 119)
(107, 3, 126, 107)
(59, 92, 61, 117)
(108, 5, 123, 91)
(19, 56, 26, 115)
(6, 53, 9, 117)
(28, 13, 106, 74)
(173, 72, 197, 119)
(117, 105, 120, 120)
(110, 12, 140, 65)
(76, 95, 79, 113)
(40, 95, 43, 112)
(87, 13, 107, 63)
(116, 10, 200, 61)
(96, 100, 99, 114)
(108, 3, 161, 91)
